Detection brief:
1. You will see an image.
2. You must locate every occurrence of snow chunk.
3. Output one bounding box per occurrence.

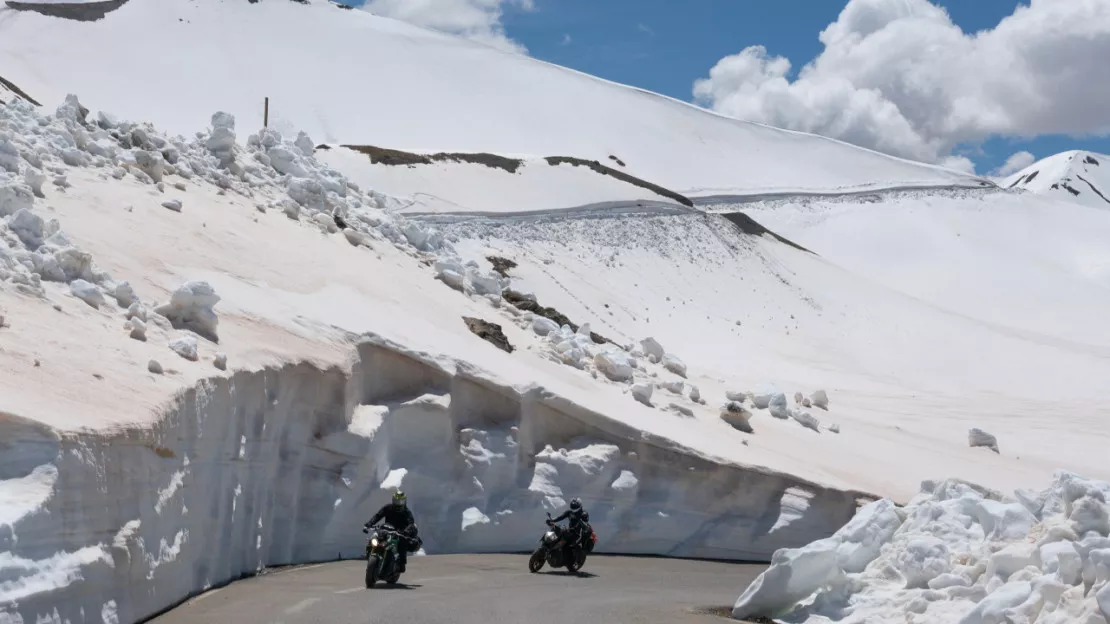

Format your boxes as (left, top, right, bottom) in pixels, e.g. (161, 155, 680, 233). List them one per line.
(69, 279, 103, 309)
(788, 407, 821, 432)
(294, 131, 315, 157)
(768, 392, 789, 419)
(381, 468, 407, 490)
(161, 199, 182, 213)
(631, 382, 653, 406)
(531, 315, 559, 336)
(689, 385, 702, 403)
(667, 403, 694, 417)
(611, 470, 638, 492)
(594, 350, 634, 382)
(126, 317, 147, 341)
(969, 428, 1000, 453)
(9, 208, 45, 249)
(168, 335, 198, 361)
(134, 150, 165, 183)
(810, 389, 829, 410)
(661, 353, 687, 378)
(732, 538, 843, 620)
(114, 281, 135, 308)
(958, 580, 1032, 624)
(896, 536, 951, 588)
(213, 353, 228, 371)
(147, 359, 163, 374)
(725, 390, 747, 403)
(639, 337, 665, 363)
(0, 181, 34, 217)
(461, 507, 491, 531)
(206, 112, 235, 166)
(24, 167, 46, 198)
(155, 281, 220, 342)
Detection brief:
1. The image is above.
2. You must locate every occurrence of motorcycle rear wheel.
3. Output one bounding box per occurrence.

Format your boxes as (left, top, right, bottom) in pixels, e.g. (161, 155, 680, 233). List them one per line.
(528, 547, 545, 573)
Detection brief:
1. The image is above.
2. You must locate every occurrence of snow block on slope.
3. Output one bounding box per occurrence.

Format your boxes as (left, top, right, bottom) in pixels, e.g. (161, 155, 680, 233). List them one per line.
(595, 350, 634, 382)
(631, 383, 653, 406)
(168, 334, 198, 361)
(531, 316, 560, 336)
(0, 181, 34, 217)
(154, 281, 220, 342)
(69, 279, 103, 309)
(661, 353, 687, 378)
(639, 337, 665, 363)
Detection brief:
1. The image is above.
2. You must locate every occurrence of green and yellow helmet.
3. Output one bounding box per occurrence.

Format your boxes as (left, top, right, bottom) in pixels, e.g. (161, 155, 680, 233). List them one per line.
(392, 490, 407, 507)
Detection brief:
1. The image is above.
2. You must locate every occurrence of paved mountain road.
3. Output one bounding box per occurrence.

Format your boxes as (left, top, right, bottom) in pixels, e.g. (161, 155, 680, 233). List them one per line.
(149, 555, 765, 623)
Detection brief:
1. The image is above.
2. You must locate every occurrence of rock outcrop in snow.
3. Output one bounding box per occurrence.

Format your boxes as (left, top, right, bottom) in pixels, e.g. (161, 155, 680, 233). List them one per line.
(732, 471, 1110, 623)
(969, 428, 1000, 454)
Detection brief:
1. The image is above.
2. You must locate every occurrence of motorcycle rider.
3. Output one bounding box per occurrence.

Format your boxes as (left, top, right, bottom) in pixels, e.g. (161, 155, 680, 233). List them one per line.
(363, 490, 420, 573)
(548, 497, 590, 550)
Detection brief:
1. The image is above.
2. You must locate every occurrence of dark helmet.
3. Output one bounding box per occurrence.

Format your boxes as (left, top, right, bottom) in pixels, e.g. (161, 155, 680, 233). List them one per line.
(392, 490, 407, 507)
(569, 498, 582, 511)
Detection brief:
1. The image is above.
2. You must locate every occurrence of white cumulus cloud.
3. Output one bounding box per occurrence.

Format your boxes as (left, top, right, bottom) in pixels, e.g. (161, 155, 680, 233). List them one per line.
(993, 151, 1037, 177)
(361, 0, 534, 54)
(693, 0, 1110, 167)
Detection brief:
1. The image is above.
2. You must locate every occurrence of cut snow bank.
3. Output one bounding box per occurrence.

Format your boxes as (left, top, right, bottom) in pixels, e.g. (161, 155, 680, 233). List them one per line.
(732, 471, 1110, 623)
(0, 336, 866, 623)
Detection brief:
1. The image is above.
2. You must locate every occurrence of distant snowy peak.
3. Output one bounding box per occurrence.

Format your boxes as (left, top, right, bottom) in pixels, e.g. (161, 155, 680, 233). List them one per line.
(1004, 150, 1110, 209)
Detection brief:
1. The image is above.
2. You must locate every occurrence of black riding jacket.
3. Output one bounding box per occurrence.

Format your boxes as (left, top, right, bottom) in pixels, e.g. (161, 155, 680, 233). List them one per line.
(552, 507, 589, 531)
(366, 504, 416, 533)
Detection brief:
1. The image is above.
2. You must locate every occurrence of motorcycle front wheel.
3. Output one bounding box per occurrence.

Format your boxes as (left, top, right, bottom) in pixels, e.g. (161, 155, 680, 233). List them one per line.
(365, 554, 381, 588)
(528, 547, 545, 573)
(565, 548, 583, 573)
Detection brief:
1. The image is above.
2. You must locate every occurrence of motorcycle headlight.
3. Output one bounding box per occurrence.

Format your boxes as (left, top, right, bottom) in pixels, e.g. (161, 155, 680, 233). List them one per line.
(371, 538, 378, 547)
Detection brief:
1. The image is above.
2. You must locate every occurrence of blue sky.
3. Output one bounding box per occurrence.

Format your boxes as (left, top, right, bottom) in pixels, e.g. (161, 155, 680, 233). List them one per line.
(350, 1, 1110, 175)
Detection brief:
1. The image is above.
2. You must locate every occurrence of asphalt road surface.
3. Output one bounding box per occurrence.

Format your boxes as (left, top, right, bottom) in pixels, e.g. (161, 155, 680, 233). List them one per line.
(150, 554, 765, 623)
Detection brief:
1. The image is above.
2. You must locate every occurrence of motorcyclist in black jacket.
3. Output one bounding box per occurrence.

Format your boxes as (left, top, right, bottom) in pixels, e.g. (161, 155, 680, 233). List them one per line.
(548, 497, 590, 549)
(363, 490, 420, 572)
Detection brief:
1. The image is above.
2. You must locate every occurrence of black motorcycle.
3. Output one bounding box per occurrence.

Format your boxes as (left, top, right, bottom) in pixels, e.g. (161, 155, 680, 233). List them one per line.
(363, 523, 405, 588)
(528, 512, 597, 574)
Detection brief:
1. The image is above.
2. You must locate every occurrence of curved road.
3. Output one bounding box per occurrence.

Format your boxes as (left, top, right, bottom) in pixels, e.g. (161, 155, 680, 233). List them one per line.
(150, 555, 764, 623)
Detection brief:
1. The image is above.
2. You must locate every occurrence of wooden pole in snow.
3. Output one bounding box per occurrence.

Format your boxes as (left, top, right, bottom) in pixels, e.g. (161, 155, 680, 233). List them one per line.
(264, 97, 269, 128)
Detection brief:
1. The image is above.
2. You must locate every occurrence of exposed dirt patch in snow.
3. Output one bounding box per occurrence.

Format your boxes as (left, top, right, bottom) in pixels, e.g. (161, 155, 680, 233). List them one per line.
(463, 316, 514, 353)
(721, 212, 811, 254)
(486, 255, 517, 278)
(544, 156, 694, 207)
(0, 74, 40, 107)
(342, 144, 524, 174)
(5, 0, 129, 22)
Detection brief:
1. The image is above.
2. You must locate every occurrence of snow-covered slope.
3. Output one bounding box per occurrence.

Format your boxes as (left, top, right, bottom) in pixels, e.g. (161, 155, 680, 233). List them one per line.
(0, 0, 987, 200)
(1004, 150, 1110, 209)
(1, 96, 886, 622)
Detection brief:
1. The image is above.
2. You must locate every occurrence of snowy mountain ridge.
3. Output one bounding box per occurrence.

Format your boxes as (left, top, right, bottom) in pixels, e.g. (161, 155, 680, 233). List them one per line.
(1004, 150, 1110, 210)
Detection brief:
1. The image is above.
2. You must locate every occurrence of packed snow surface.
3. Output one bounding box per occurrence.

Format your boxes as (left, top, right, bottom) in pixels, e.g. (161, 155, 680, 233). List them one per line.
(733, 471, 1110, 624)
(0, 0, 985, 199)
(1003, 151, 1110, 210)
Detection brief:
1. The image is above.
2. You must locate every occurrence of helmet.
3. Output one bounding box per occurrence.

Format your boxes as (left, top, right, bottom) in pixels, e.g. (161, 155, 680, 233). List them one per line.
(392, 490, 407, 507)
(569, 498, 581, 511)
